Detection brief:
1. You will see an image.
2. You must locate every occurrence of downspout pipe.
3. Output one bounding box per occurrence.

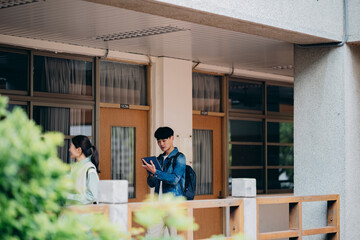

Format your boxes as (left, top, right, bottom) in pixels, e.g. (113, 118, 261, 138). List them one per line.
(296, 0, 348, 48)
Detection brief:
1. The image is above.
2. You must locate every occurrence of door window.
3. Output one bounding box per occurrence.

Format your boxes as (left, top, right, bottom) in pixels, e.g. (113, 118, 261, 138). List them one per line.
(111, 126, 135, 198)
(193, 129, 213, 195)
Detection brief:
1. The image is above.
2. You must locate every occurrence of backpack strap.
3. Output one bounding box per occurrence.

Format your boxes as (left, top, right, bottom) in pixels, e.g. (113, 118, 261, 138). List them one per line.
(171, 152, 182, 168)
(171, 152, 185, 194)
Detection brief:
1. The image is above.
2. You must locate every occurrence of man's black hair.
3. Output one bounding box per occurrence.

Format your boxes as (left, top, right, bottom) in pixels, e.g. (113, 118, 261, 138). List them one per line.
(154, 127, 174, 140)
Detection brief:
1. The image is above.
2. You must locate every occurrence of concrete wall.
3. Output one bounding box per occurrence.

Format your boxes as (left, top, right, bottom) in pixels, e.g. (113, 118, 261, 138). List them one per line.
(151, 57, 193, 163)
(349, 0, 360, 42)
(294, 46, 345, 239)
(156, 0, 344, 41)
(294, 44, 360, 239)
(344, 45, 360, 239)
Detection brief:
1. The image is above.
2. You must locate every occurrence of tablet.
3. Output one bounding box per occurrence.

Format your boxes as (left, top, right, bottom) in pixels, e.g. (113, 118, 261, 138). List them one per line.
(142, 156, 162, 174)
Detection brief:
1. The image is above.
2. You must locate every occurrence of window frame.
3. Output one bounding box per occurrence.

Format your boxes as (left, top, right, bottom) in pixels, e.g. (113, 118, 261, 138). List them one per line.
(228, 77, 265, 115)
(0, 46, 96, 164)
(227, 76, 294, 194)
(32, 51, 95, 101)
(99, 58, 150, 110)
(0, 47, 30, 95)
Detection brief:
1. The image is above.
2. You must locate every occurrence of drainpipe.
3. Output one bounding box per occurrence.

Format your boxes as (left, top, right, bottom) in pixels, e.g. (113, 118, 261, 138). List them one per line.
(296, 0, 348, 48)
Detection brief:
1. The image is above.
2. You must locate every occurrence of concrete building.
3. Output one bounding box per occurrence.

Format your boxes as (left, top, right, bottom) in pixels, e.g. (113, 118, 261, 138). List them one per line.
(0, 0, 358, 239)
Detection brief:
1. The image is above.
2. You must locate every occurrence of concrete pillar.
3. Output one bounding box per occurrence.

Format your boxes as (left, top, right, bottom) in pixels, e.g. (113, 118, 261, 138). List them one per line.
(231, 178, 257, 240)
(98, 180, 129, 232)
(150, 57, 193, 163)
(294, 44, 360, 239)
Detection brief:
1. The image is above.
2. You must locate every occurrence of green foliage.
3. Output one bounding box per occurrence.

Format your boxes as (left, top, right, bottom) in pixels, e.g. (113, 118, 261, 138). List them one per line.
(53, 212, 130, 240)
(0, 96, 70, 239)
(132, 194, 249, 240)
(0, 95, 125, 240)
(134, 194, 198, 232)
(0, 94, 249, 240)
(209, 233, 247, 240)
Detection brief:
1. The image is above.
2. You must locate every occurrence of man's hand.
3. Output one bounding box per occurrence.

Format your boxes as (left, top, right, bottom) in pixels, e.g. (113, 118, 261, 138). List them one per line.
(142, 159, 156, 175)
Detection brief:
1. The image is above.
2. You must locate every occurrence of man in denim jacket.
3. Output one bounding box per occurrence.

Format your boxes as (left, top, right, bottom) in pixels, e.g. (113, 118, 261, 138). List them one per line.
(142, 126, 186, 197)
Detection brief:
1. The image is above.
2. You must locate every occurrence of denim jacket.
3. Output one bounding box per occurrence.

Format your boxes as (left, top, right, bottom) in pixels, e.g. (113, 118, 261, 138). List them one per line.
(147, 147, 186, 197)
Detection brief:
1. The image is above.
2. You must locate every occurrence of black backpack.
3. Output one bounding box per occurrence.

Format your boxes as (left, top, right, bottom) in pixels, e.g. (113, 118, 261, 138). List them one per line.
(172, 152, 196, 200)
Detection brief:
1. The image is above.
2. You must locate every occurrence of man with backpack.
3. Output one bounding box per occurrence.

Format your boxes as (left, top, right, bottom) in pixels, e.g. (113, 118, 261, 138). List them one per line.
(141, 126, 190, 237)
(142, 126, 186, 198)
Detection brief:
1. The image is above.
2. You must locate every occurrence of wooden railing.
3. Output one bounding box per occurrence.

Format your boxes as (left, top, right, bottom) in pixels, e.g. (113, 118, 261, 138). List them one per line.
(128, 198, 244, 240)
(67, 204, 110, 217)
(257, 194, 340, 240)
(67, 194, 340, 240)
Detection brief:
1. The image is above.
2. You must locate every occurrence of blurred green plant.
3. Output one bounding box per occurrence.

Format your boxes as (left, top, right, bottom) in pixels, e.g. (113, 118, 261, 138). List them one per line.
(132, 193, 198, 240)
(0, 95, 125, 240)
(132, 194, 249, 240)
(0, 94, 248, 240)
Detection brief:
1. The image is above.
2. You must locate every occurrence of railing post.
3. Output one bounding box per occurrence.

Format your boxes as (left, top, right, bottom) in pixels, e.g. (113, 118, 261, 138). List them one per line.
(127, 205, 133, 233)
(186, 208, 194, 240)
(289, 201, 302, 240)
(225, 206, 230, 237)
(327, 196, 339, 240)
(230, 203, 244, 236)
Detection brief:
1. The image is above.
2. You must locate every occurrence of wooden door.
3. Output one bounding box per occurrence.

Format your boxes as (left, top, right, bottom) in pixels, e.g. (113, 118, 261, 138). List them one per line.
(100, 107, 148, 202)
(193, 114, 223, 239)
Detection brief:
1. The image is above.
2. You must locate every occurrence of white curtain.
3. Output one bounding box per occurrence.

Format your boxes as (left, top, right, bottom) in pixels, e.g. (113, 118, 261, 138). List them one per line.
(35, 107, 92, 164)
(58, 140, 72, 164)
(42, 56, 88, 95)
(69, 109, 92, 136)
(193, 129, 213, 195)
(36, 106, 71, 163)
(193, 72, 221, 112)
(111, 127, 135, 198)
(100, 61, 146, 105)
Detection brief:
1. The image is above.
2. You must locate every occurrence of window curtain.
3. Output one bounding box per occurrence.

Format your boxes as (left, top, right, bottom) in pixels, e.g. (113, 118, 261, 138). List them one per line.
(100, 61, 146, 105)
(193, 129, 213, 195)
(58, 140, 72, 164)
(111, 127, 135, 198)
(35, 107, 93, 164)
(193, 72, 221, 112)
(42, 56, 88, 95)
(69, 109, 92, 136)
(36, 106, 71, 163)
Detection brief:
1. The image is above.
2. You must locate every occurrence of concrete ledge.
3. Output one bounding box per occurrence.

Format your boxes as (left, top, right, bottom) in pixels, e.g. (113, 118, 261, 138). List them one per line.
(98, 180, 128, 204)
(232, 178, 256, 197)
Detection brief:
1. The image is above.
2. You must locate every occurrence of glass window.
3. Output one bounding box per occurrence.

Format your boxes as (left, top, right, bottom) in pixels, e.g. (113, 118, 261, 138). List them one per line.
(229, 80, 263, 111)
(193, 72, 221, 112)
(100, 60, 147, 105)
(229, 120, 263, 142)
(229, 145, 263, 166)
(33, 106, 92, 136)
(268, 146, 294, 166)
(267, 85, 293, 113)
(193, 129, 213, 195)
(230, 169, 263, 191)
(267, 168, 294, 190)
(58, 139, 71, 164)
(267, 122, 293, 143)
(0, 51, 28, 91)
(228, 78, 294, 194)
(33, 55, 92, 96)
(111, 127, 135, 198)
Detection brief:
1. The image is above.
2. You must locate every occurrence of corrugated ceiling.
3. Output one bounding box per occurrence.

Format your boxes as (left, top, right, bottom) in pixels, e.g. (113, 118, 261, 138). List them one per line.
(0, 0, 294, 76)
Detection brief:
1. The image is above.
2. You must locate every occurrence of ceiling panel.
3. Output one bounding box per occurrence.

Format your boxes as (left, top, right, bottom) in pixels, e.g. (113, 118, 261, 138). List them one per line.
(0, 0, 293, 76)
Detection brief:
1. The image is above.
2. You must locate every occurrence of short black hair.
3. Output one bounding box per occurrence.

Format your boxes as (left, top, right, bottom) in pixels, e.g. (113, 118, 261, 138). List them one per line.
(154, 127, 174, 140)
